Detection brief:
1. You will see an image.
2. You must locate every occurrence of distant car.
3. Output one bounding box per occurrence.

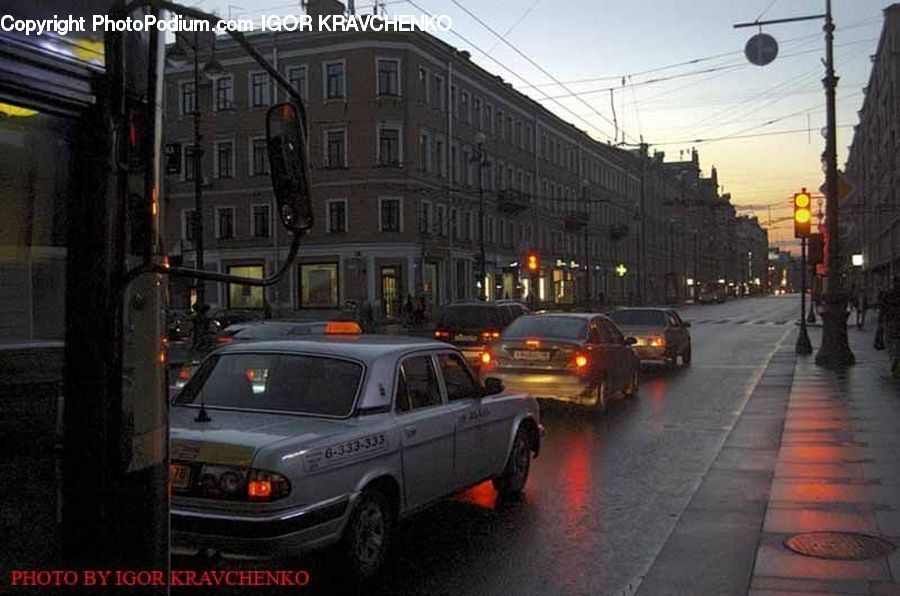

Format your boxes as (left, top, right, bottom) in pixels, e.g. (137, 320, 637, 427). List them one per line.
(608, 308, 691, 369)
(697, 284, 726, 304)
(494, 300, 531, 321)
(170, 335, 541, 579)
(433, 301, 518, 368)
(480, 313, 640, 412)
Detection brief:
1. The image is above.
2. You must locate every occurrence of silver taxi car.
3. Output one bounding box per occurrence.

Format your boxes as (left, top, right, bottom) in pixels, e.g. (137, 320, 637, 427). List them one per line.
(170, 335, 541, 579)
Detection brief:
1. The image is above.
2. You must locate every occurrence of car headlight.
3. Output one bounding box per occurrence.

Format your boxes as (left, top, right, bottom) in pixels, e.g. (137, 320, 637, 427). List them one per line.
(648, 336, 666, 347)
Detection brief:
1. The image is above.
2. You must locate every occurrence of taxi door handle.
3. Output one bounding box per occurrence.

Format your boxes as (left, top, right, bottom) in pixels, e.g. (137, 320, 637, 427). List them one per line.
(403, 425, 417, 437)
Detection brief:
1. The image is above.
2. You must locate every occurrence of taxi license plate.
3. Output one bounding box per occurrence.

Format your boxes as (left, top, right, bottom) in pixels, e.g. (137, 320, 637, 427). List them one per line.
(514, 350, 550, 361)
(455, 334, 477, 342)
(170, 464, 191, 490)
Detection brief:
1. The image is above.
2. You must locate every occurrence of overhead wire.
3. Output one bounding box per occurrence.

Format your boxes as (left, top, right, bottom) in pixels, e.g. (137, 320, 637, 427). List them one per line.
(446, 0, 633, 143)
(403, 0, 618, 141)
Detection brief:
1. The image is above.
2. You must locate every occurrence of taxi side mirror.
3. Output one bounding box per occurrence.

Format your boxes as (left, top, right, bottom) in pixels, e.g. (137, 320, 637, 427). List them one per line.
(683, 321, 692, 328)
(482, 377, 505, 397)
(267, 102, 313, 233)
(624, 337, 638, 346)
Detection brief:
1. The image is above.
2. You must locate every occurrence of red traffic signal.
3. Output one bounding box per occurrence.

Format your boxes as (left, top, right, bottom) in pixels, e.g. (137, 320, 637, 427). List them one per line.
(793, 189, 811, 238)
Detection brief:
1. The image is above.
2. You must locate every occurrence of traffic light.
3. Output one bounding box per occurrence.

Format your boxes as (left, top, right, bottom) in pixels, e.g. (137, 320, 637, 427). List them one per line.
(793, 188, 811, 238)
(526, 253, 539, 273)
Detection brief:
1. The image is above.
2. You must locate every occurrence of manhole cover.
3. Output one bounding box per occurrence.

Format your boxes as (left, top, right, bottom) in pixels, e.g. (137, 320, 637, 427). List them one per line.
(784, 532, 895, 560)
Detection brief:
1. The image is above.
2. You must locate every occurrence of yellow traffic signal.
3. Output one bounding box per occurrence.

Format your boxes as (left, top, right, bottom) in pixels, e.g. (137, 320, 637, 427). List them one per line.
(527, 254, 539, 272)
(793, 189, 811, 238)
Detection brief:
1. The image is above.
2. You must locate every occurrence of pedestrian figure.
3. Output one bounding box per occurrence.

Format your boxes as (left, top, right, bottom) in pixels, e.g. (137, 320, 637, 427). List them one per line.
(403, 295, 414, 326)
(879, 278, 900, 377)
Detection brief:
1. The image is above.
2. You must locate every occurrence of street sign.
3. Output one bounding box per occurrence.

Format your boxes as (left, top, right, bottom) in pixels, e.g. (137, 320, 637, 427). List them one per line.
(744, 33, 779, 66)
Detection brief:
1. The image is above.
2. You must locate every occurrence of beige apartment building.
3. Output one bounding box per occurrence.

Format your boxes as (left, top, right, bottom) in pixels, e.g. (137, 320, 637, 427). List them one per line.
(162, 15, 746, 318)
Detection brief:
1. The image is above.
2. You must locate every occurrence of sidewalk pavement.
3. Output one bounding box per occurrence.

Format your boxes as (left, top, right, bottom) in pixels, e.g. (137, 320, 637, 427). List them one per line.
(749, 325, 900, 595)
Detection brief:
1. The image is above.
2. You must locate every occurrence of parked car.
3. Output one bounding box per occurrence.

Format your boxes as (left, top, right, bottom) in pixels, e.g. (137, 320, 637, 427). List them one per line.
(170, 335, 541, 579)
(480, 313, 640, 412)
(697, 283, 726, 304)
(433, 301, 517, 368)
(608, 308, 692, 369)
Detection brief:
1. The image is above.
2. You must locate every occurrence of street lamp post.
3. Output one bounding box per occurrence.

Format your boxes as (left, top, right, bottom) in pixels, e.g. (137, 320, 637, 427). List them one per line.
(734, 0, 853, 366)
(166, 32, 223, 350)
(474, 132, 488, 301)
(582, 180, 591, 309)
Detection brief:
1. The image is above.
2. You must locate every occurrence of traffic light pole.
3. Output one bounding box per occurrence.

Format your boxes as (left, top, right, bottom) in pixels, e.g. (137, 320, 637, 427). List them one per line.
(797, 237, 813, 354)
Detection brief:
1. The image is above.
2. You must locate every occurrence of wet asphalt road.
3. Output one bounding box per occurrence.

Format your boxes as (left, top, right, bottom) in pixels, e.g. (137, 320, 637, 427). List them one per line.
(176, 295, 802, 596)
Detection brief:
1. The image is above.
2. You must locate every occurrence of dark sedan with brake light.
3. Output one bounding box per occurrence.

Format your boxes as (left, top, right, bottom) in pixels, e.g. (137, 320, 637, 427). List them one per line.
(433, 302, 515, 368)
(608, 308, 691, 369)
(479, 313, 640, 411)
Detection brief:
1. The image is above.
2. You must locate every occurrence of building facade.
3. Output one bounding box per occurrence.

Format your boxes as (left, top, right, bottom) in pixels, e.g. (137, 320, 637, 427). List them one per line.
(161, 10, 762, 318)
(844, 3, 900, 297)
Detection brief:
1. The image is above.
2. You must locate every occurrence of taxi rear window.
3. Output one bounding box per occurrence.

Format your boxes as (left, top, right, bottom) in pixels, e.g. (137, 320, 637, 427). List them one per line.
(174, 353, 363, 417)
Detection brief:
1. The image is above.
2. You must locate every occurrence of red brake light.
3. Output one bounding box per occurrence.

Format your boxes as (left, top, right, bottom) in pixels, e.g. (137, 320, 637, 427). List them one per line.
(481, 330, 501, 340)
(574, 354, 589, 369)
(525, 339, 540, 347)
(434, 330, 450, 339)
(480, 351, 492, 365)
(217, 335, 235, 344)
(247, 479, 272, 500)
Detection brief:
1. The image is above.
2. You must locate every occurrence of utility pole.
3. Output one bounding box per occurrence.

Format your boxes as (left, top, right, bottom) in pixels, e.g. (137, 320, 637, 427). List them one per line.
(797, 236, 813, 353)
(638, 144, 648, 305)
(582, 180, 591, 309)
(475, 132, 488, 301)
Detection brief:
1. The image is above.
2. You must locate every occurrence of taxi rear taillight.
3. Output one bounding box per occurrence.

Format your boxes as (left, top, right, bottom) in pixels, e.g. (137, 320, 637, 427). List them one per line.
(183, 464, 290, 502)
(434, 329, 451, 339)
(574, 353, 589, 369)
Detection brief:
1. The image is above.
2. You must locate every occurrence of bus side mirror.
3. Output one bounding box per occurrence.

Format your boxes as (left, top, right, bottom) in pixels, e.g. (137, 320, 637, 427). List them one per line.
(267, 102, 313, 233)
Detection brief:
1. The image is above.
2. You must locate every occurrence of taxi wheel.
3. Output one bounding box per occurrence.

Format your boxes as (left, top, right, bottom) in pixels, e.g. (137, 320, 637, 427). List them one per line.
(493, 429, 530, 497)
(682, 345, 692, 367)
(343, 490, 393, 580)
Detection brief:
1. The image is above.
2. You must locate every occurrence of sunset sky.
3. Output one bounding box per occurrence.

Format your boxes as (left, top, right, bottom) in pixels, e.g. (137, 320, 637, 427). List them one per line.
(198, 0, 888, 251)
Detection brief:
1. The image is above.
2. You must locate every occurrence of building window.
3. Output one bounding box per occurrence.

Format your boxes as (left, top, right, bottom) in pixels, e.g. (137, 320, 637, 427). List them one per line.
(179, 81, 196, 116)
(514, 121, 522, 147)
(435, 138, 446, 177)
(299, 263, 339, 308)
(251, 138, 268, 176)
(379, 197, 402, 232)
(417, 66, 429, 103)
(485, 104, 493, 133)
(450, 85, 457, 118)
(473, 98, 482, 129)
(432, 74, 444, 110)
(377, 124, 401, 167)
(182, 144, 197, 181)
(525, 125, 533, 151)
(324, 61, 345, 99)
(496, 109, 504, 139)
(462, 211, 471, 241)
(460, 91, 469, 124)
(215, 207, 235, 239)
(252, 204, 270, 238)
(182, 209, 196, 242)
(324, 128, 347, 168)
(419, 200, 433, 234)
(451, 208, 459, 240)
(214, 76, 233, 111)
(215, 141, 233, 179)
(436, 204, 446, 236)
(250, 72, 270, 107)
(326, 199, 347, 233)
(419, 131, 431, 172)
(377, 58, 400, 96)
(228, 265, 265, 309)
(287, 65, 308, 100)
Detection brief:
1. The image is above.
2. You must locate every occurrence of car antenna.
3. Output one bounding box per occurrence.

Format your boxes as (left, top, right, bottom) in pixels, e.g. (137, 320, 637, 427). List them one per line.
(195, 390, 212, 423)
